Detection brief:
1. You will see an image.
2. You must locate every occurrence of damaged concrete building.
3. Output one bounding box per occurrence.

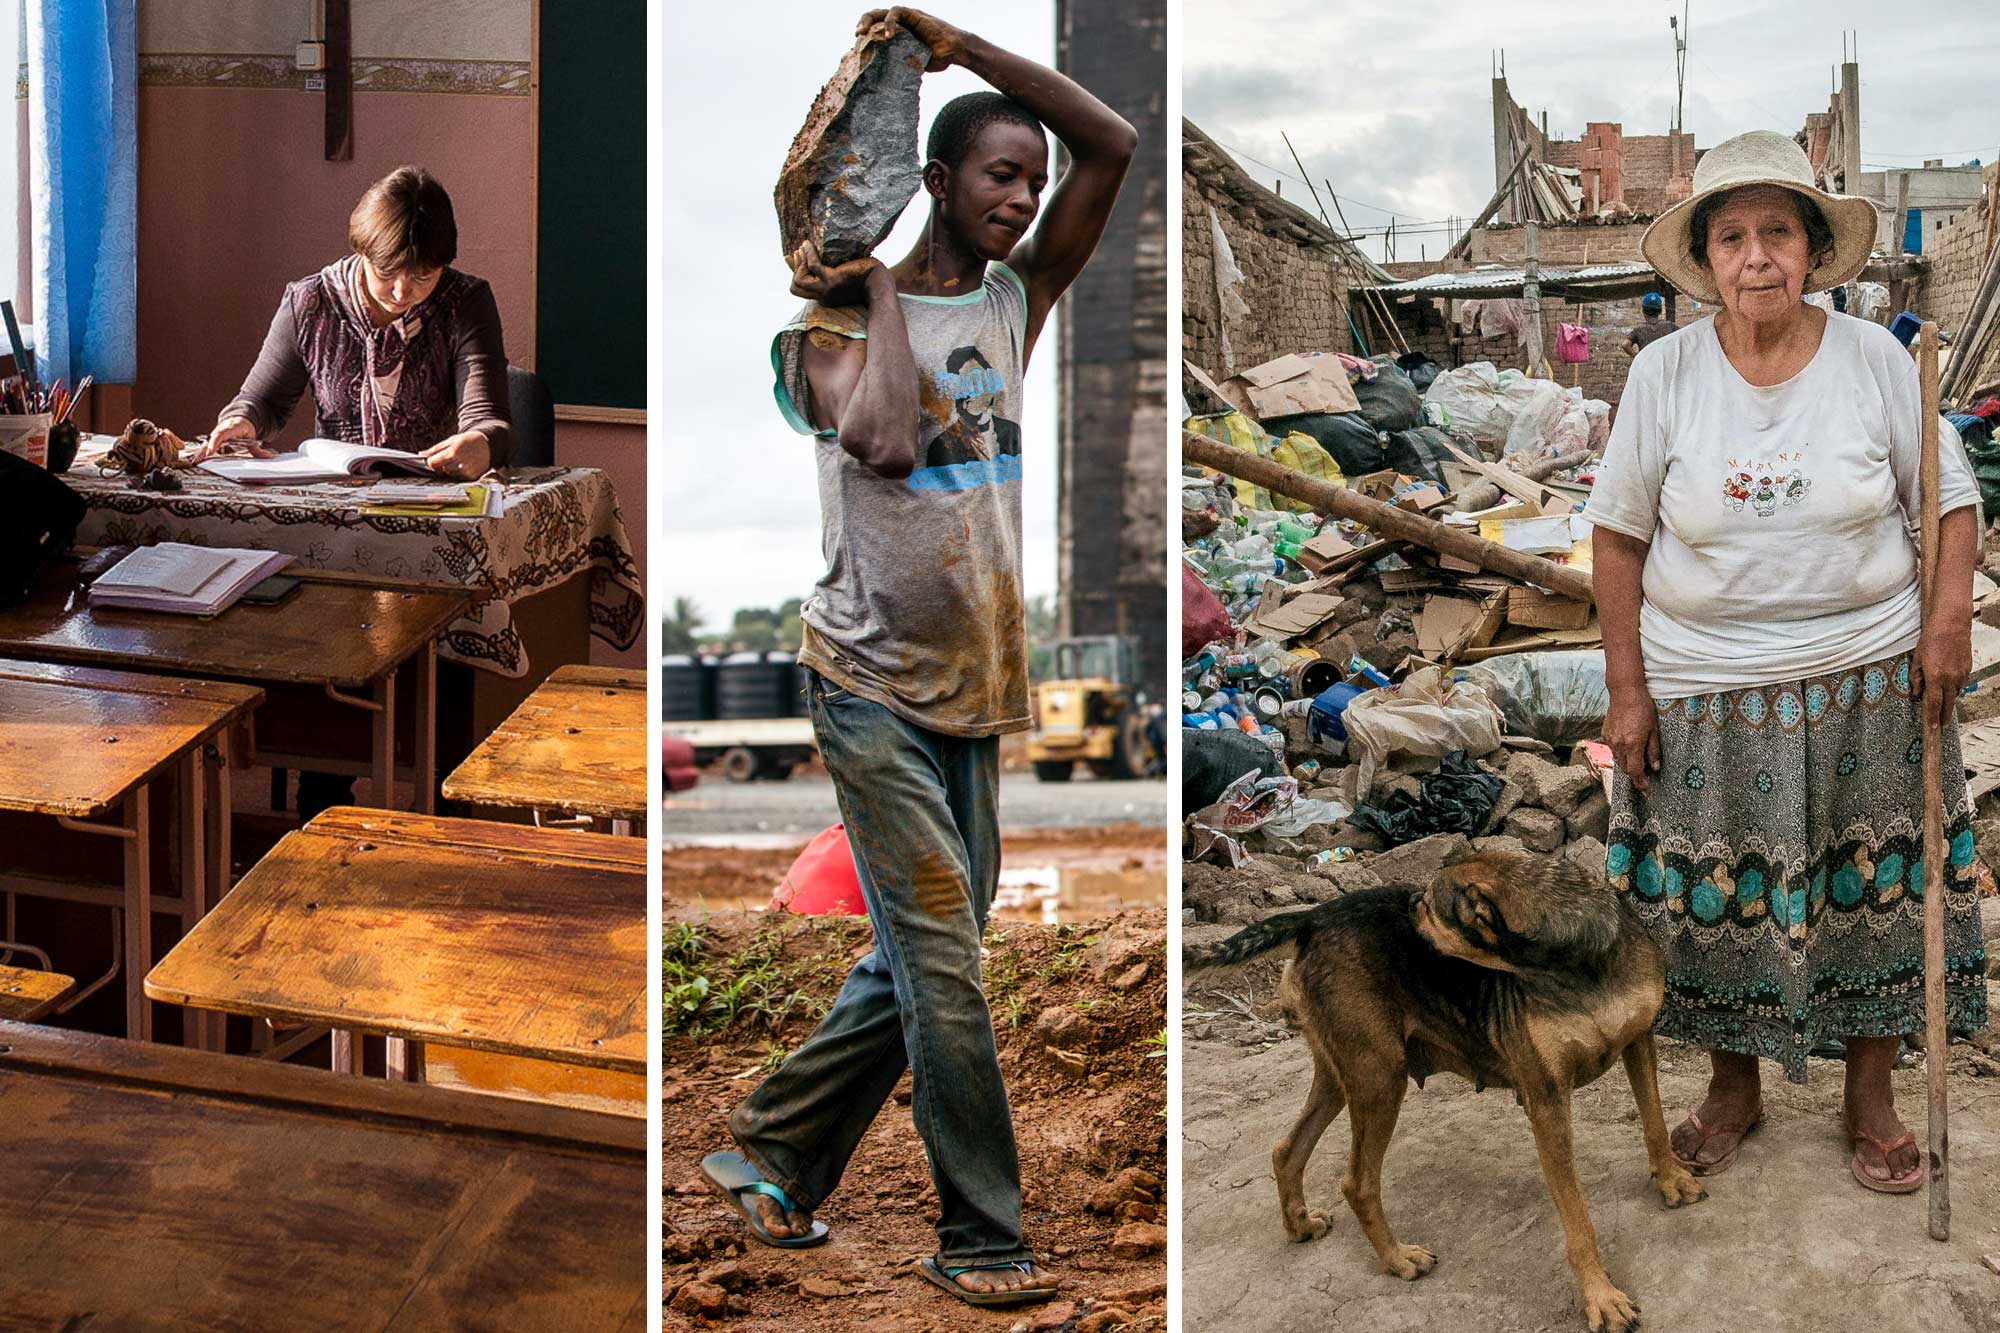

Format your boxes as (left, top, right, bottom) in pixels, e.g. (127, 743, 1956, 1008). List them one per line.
(1358, 61, 2000, 406)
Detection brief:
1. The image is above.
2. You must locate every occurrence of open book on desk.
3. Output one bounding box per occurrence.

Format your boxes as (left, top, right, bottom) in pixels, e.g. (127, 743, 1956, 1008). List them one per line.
(197, 437, 439, 485)
(87, 543, 294, 616)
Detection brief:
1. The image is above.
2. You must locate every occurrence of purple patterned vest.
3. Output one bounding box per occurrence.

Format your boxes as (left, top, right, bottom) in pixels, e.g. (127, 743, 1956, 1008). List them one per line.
(286, 257, 478, 451)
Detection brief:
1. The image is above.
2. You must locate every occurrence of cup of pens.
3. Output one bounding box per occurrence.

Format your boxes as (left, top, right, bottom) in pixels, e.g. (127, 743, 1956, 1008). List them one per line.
(0, 374, 82, 472)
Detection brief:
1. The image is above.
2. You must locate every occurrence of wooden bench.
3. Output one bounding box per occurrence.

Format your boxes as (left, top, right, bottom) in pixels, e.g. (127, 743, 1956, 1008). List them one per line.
(0, 559, 470, 813)
(147, 806, 645, 1078)
(0, 1020, 643, 1326)
(443, 664, 646, 833)
(0, 963, 73, 1020)
(0, 659, 260, 1041)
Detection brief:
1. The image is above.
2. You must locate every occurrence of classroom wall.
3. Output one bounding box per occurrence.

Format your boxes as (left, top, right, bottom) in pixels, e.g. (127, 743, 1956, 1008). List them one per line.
(133, 0, 644, 666)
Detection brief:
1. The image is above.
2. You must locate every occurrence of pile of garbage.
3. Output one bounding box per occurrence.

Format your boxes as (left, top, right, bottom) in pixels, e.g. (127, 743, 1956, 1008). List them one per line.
(1181, 348, 1616, 885)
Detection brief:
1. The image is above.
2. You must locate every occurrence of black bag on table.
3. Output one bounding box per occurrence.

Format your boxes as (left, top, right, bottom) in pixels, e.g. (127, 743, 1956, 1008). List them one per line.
(0, 450, 85, 605)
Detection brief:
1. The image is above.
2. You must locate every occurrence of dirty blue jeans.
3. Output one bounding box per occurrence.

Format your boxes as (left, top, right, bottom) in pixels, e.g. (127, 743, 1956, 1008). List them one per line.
(729, 672, 1028, 1266)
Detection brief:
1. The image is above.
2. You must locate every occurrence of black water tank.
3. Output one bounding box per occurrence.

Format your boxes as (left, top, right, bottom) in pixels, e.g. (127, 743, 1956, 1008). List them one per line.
(662, 654, 716, 721)
(717, 651, 797, 720)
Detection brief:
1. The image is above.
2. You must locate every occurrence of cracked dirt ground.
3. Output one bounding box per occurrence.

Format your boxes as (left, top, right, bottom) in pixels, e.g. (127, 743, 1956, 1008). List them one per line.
(1183, 989, 2000, 1331)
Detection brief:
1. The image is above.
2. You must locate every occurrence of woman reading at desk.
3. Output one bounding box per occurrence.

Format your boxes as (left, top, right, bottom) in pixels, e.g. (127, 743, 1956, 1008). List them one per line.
(189, 165, 513, 480)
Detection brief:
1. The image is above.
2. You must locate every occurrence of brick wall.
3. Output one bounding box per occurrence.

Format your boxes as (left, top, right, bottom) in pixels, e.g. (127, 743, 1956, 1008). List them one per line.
(1476, 221, 1650, 265)
(1182, 163, 1354, 375)
(1916, 163, 1996, 339)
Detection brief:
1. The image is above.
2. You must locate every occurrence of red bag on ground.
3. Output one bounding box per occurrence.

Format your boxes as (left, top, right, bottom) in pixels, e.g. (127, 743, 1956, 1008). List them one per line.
(771, 824, 867, 916)
(1183, 563, 1231, 656)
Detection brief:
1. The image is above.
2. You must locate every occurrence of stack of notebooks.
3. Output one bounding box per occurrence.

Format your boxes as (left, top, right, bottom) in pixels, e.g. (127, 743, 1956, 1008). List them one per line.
(88, 544, 294, 616)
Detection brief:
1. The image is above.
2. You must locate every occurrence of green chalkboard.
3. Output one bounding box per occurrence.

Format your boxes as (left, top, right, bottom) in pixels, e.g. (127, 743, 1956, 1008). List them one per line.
(535, 0, 646, 409)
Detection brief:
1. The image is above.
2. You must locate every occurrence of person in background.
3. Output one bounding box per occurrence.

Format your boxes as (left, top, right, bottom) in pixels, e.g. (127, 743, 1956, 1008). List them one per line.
(191, 166, 514, 820)
(699, 5, 1135, 1310)
(1621, 290, 1678, 358)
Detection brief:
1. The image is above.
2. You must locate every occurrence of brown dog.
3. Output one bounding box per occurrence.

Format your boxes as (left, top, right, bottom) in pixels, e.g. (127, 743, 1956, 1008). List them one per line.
(1185, 850, 1707, 1333)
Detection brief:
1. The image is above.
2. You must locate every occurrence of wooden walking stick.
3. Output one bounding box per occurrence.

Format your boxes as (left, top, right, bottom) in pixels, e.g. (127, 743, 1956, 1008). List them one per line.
(1918, 320, 1950, 1241)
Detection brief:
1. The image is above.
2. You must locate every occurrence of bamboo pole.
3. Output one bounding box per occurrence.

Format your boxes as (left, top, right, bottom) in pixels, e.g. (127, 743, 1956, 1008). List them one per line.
(1183, 429, 1595, 602)
(1919, 320, 1950, 1242)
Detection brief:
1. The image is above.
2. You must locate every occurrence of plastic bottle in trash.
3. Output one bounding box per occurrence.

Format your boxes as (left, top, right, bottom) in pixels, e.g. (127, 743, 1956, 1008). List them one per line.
(1237, 712, 1262, 735)
(1184, 711, 1220, 730)
(1275, 517, 1317, 545)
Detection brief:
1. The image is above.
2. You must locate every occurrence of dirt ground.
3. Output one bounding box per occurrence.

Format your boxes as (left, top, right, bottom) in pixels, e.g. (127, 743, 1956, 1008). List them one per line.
(1182, 967, 2000, 1333)
(664, 906, 1168, 1332)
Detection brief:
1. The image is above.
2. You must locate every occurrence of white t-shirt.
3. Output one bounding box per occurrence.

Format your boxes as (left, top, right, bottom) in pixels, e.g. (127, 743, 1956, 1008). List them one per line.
(1588, 311, 1978, 700)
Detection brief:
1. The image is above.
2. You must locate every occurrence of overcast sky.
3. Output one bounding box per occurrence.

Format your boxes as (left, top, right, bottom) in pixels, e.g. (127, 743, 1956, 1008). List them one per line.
(1185, 0, 2000, 264)
(659, 4, 1057, 632)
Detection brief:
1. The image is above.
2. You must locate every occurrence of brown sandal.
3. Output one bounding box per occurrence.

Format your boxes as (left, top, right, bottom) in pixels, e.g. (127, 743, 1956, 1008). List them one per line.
(1848, 1128, 1924, 1194)
(1670, 1109, 1760, 1176)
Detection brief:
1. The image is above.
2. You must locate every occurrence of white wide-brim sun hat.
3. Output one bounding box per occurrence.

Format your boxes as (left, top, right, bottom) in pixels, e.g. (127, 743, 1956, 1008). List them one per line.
(1641, 129, 1880, 306)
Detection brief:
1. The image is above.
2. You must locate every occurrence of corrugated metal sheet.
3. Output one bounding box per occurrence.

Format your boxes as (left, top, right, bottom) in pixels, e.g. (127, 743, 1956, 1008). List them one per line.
(1366, 261, 1658, 301)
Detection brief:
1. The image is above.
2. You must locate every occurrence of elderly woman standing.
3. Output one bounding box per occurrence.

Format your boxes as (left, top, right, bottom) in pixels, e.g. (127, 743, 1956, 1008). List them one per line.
(1590, 131, 1985, 1194)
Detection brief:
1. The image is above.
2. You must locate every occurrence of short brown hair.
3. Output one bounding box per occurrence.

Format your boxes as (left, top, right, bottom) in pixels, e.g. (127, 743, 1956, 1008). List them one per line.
(348, 166, 457, 273)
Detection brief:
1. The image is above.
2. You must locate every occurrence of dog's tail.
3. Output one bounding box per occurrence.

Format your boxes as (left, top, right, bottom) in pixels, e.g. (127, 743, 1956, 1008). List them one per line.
(1184, 902, 1340, 972)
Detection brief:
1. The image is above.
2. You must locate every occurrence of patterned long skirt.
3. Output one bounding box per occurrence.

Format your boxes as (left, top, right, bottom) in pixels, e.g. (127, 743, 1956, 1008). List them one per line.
(1606, 651, 1987, 1083)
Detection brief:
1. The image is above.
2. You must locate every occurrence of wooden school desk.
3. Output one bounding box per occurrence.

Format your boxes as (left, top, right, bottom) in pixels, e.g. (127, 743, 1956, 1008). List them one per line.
(0, 659, 259, 1041)
(68, 440, 644, 758)
(442, 664, 646, 833)
(0, 1020, 644, 1328)
(0, 963, 74, 1020)
(146, 806, 645, 1079)
(0, 558, 469, 813)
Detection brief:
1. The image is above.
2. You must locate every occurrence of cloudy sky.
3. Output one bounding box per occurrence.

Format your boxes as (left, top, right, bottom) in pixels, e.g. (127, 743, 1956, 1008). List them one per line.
(660, 4, 1058, 633)
(1186, 0, 2000, 264)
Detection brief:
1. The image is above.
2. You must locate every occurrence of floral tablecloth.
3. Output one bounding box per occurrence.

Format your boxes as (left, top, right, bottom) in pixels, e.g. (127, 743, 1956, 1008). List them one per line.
(66, 439, 642, 677)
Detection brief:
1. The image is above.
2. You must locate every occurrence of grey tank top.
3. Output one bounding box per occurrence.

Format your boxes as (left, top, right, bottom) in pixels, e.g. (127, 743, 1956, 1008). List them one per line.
(772, 262, 1030, 737)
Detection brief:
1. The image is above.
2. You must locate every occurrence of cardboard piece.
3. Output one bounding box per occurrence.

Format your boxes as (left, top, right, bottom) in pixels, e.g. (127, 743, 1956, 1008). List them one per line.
(1247, 591, 1346, 640)
(1186, 362, 1250, 415)
(1295, 530, 1357, 575)
(1478, 513, 1584, 556)
(1962, 717, 2000, 800)
(1506, 585, 1592, 630)
(1220, 352, 1362, 419)
(1396, 484, 1448, 512)
(1416, 594, 1494, 658)
(1352, 470, 1401, 502)
(1458, 617, 1604, 660)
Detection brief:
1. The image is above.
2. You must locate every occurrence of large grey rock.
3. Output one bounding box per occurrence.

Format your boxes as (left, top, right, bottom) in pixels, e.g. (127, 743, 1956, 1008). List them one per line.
(1505, 751, 1598, 817)
(775, 25, 929, 267)
(1503, 807, 1565, 853)
(1367, 832, 1470, 886)
(1563, 835, 1609, 872)
(1566, 789, 1611, 842)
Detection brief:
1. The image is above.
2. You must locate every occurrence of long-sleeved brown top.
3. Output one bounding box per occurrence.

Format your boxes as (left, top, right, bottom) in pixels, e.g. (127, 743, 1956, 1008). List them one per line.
(221, 256, 515, 465)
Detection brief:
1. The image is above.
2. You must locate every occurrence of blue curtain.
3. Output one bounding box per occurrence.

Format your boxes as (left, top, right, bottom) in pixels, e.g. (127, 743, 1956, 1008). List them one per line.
(28, 0, 134, 385)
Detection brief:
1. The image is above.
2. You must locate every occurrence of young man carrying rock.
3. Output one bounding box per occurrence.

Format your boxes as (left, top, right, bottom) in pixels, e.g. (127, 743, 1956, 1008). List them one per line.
(701, 6, 1136, 1309)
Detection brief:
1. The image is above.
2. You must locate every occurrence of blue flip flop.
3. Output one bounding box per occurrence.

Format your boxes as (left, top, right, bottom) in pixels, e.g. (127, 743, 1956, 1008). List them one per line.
(699, 1150, 829, 1248)
(916, 1255, 1058, 1308)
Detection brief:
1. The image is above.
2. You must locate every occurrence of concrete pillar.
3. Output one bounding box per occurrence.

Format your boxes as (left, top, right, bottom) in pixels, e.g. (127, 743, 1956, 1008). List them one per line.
(1493, 77, 1515, 223)
(1839, 61, 1861, 194)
